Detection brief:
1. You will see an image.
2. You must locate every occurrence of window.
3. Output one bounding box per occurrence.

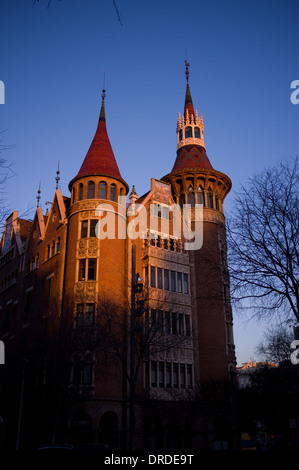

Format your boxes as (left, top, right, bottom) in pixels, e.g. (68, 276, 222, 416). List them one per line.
(171, 270, 176, 292)
(87, 181, 95, 199)
(99, 181, 107, 199)
(82, 356, 93, 385)
(207, 189, 214, 208)
(154, 204, 161, 218)
(56, 238, 60, 253)
(150, 309, 156, 331)
(87, 259, 97, 280)
(179, 313, 184, 335)
(185, 315, 191, 336)
(157, 310, 163, 333)
(76, 303, 84, 327)
(78, 259, 86, 281)
(162, 206, 169, 219)
(179, 129, 183, 141)
(72, 187, 76, 204)
(79, 183, 83, 201)
(164, 311, 171, 334)
(183, 273, 189, 294)
(194, 127, 201, 139)
(150, 266, 156, 288)
(180, 364, 186, 388)
(187, 364, 193, 389)
(110, 184, 116, 202)
(177, 272, 182, 293)
(173, 363, 178, 388)
(151, 361, 157, 387)
(166, 363, 171, 388)
(76, 303, 95, 327)
(81, 220, 88, 238)
(46, 276, 53, 297)
(159, 362, 164, 388)
(51, 241, 55, 257)
(164, 269, 169, 290)
(215, 196, 220, 210)
(197, 186, 205, 206)
(187, 186, 195, 207)
(185, 126, 192, 138)
(85, 304, 95, 326)
(89, 220, 97, 238)
(172, 313, 177, 335)
(157, 268, 162, 289)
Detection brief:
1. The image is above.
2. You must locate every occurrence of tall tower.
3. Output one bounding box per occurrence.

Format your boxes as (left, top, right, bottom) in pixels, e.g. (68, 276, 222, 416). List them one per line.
(65, 89, 129, 415)
(66, 88, 129, 302)
(162, 62, 236, 385)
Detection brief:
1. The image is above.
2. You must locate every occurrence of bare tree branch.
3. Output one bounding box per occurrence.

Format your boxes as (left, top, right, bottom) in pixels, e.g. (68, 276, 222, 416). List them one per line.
(227, 157, 299, 324)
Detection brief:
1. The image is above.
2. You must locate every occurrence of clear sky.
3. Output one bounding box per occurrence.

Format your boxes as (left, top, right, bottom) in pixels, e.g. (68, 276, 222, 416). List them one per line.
(1, 0, 298, 365)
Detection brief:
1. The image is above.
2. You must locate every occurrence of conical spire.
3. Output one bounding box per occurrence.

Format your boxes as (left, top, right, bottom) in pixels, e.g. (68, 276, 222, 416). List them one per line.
(184, 60, 195, 119)
(69, 89, 128, 191)
(170, 61, 213, 174)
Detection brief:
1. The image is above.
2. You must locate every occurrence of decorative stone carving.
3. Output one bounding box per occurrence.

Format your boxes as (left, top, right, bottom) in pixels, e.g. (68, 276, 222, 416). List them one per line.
(88, 239, 98, 256)
(78, 239, 87, 257)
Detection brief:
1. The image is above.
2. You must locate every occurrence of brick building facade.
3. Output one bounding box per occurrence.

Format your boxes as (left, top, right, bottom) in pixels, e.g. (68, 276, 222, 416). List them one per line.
(0, 64, 237, 451)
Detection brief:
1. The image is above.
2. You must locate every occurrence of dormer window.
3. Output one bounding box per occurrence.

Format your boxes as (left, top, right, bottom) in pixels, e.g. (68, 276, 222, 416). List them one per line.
(194, 127, 201, 139)
(185, 127, 192, 139)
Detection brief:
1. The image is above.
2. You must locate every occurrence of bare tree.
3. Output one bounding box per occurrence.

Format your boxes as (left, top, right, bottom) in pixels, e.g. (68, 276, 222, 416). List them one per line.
(227, 157, 299, 324)
(0, 130, 14, 230)
(255, 325, 295, 364)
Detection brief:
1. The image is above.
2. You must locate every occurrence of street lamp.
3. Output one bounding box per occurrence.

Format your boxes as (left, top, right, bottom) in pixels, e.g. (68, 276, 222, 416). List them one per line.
(129, 245, 144, 450)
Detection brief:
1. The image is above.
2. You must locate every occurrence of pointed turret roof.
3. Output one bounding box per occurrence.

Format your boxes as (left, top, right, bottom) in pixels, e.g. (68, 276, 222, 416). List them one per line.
(169, 62, 213, 174)
(69, 90, 128, 192)
(184, 83, 195, 119)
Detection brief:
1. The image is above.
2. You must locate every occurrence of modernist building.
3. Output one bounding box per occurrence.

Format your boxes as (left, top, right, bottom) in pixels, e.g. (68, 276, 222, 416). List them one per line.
(0, 63, 237, 451)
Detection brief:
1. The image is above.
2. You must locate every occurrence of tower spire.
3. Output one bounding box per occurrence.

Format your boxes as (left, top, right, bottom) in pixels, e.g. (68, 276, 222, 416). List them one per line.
(69, 81, 128, 193)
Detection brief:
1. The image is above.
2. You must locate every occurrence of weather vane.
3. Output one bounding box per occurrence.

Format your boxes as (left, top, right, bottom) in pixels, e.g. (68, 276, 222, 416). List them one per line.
(102, 71, 106, 102)
(185, 59, 190, 84)
(36, 181, 41, 208)
(55, 161, 60, 190)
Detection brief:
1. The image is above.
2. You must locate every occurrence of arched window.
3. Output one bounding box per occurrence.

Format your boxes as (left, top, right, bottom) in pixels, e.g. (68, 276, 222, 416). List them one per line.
(179, 129, 183, 141)
(215, 196, 220, 211)
(99, 181, 107, 199)
(185, 127, 192, 139)
(187, 186, 195, 207)
(79, 183, 83, 201)
(194, 127, 201, 139)
(87, 181, 95, 199)
(110, 183, 116, 202)
(207, 188, 214, 208)
(72, 187, 76, 204)
(197, 185, 205, 206)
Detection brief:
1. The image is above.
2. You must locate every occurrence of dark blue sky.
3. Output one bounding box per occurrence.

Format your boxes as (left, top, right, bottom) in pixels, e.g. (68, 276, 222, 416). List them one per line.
(1, 0, 298, 364)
